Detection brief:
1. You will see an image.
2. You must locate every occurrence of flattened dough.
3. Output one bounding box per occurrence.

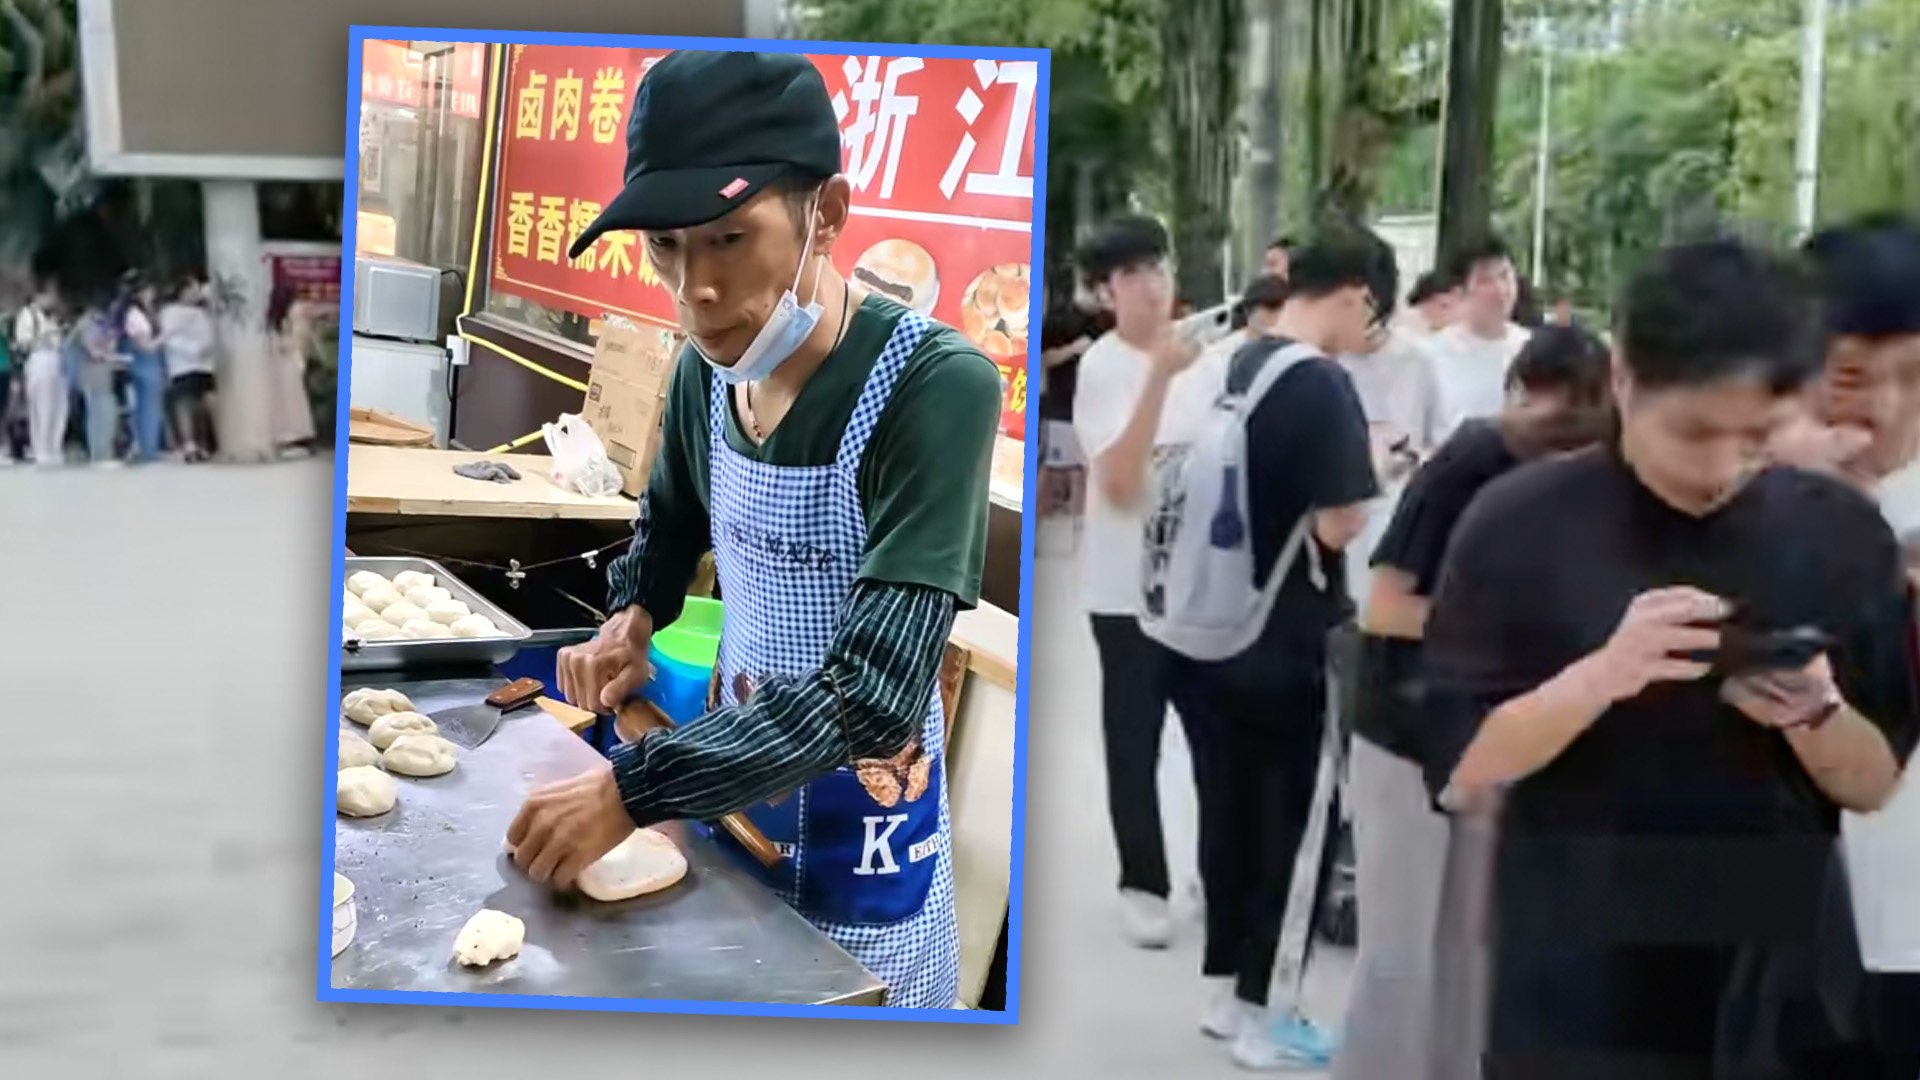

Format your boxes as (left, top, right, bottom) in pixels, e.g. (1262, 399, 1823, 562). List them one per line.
(452, 908, 524, 967)
(338, 730, 380, 770)
(347, 570, 389, 596)
(337, 766, 396, 816)
(342, 687, 415, 726)
(425, 598, 472, 625)
(401, 618, 453, 640)
(403, 585, 452, 609)
(367, 711, 438, 750)
(358, 585, 404, 614)
(382, 733, 458, 777)
(354, 619, 403, 642)
(577, 828, 688, 901)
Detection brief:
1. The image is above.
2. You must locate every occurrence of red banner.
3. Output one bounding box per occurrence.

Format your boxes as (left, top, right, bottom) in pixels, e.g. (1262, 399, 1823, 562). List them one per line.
(488, 45, 1037, 439)
(361, 40, 487, 120)
(265, 247, 343, 318)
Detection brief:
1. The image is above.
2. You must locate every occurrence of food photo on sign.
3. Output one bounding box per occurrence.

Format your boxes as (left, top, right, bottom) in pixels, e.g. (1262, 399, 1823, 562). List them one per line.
(331, 27, 1043, 1023)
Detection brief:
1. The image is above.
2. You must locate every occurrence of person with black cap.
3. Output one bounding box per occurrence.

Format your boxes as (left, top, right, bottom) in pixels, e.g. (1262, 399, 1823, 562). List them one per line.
(502, 50, 1005, 1010)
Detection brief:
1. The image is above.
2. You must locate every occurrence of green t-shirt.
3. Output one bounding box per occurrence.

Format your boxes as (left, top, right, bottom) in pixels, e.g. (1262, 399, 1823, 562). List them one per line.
(611, 293, 1004, 623)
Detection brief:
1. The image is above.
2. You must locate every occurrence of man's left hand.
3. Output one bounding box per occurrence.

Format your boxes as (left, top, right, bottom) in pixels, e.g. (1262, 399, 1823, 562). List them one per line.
(505, 759, 634, 890)
(1721, 654, 1842, 730)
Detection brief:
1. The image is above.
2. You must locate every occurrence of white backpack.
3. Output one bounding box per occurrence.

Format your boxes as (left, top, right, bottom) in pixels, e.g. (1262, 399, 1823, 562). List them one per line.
(1140, 339, 1325, 661)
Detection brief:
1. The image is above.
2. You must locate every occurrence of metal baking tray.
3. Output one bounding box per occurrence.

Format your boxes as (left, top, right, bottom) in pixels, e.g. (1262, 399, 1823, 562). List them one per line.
(339, 556, 532, 672)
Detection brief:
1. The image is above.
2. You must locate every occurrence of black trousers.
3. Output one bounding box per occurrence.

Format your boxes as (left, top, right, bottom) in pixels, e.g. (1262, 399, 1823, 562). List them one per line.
(1859, 970, 1920, 1080)
(1089, 614, 1201, 898)
(1175, 650, 1326, 1006)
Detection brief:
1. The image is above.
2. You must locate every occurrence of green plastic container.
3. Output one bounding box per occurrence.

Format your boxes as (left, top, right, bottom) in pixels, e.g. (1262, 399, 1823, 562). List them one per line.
(653, 596, 723, 670)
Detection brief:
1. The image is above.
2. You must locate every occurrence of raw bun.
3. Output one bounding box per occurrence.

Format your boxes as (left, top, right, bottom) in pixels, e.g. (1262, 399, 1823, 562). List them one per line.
(449, 613, 499, 638)
(342, 599, 374, 627)
(392, 570, 437, 593)
(355, 620, 404, 641)
(337, 766, 397, 816)
(338, 730, 381, 769)
(342, 687, 415, 726)
(577, 828, 688, 901)
(401, 618, 453, 640)
(378, 600, 428, 627)
(452, 908, 524, 967)
(347, 570, 389, 597)
(358, 585, 404, 614)
(425, 598, 472, 625)
(367, 711, 438, 750)
(403, 585, 452, 609)
(382, 733, 458, 777)
(853, 238, 939, 314)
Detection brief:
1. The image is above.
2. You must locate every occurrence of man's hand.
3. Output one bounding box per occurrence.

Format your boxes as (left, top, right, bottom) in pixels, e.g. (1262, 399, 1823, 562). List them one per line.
(1768, 414, 1874, 488)
(1721, 654, 1842, 730)
(1148, 327, 1202, 379)
(1583, 587, 1726, 702)
(557, 605, 655, 713)
(505, 759, 634, 890)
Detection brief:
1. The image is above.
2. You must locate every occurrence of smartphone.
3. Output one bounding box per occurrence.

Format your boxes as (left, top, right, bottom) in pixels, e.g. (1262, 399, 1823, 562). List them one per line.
(1707, 625, 1834, 676)
(1175, 304, 1234, 349)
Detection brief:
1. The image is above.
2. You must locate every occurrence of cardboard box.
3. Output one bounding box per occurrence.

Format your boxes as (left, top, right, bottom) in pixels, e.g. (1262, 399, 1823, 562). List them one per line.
(583, 319, 679, 497)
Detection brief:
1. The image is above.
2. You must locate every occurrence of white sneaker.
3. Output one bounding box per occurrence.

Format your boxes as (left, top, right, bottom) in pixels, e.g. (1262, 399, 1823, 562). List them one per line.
(1201, 980, 1256, 1040)
(1118, 888, 1172, 949)
(94, 459, 124, 469)
(1230, 1010, 1340, 1072)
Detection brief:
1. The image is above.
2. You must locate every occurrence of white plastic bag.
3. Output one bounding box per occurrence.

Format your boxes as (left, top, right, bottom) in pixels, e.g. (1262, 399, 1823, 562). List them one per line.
(542, 413, 624, 498)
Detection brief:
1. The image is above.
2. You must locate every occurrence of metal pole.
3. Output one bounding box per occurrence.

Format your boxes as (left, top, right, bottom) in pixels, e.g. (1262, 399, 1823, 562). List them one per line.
(1531, 14, 1552, 290)
(1793, 0, 1829, 238)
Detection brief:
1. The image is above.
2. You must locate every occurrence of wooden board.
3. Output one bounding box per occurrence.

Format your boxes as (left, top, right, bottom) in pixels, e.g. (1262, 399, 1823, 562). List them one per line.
(348, 407, 435, 447)
(345, 444, 637, 522)
(950, 601, 1018, 693)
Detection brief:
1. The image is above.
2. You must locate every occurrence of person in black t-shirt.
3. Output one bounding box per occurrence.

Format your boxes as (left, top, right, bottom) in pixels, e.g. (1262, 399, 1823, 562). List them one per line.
(1170, 230, 1386, 1071)
(1424, 241, 1920, 1077)
(1332, 324, 1613, 1080)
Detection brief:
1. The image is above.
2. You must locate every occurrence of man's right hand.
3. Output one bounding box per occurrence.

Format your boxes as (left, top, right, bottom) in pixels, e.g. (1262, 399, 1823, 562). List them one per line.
(1148, 327, 1202, 379)
(557, 605, 656, 714)
(1581, 586, 1727, 703)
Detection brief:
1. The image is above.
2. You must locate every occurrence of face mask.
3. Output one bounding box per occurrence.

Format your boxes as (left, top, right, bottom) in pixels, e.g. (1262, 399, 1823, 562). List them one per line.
(692, 196, 824, 385)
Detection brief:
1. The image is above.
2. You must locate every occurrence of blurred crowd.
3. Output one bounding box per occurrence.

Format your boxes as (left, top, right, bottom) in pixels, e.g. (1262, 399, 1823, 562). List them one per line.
(1039, 212, 1920, 1079)
(2, 272, 319, 467)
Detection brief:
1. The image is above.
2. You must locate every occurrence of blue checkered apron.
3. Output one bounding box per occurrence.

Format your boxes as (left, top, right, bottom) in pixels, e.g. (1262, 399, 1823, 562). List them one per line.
(704, 311, 959, 1009)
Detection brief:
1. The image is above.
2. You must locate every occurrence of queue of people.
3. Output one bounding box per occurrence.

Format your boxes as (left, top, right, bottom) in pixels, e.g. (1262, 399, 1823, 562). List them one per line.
(1058, 210, 1920, 1077)
(2, 272, 328, 467)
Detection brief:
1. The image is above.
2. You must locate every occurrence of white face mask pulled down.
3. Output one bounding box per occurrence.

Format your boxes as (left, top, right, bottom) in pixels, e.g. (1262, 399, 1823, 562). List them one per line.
(688, 196, 824, 386)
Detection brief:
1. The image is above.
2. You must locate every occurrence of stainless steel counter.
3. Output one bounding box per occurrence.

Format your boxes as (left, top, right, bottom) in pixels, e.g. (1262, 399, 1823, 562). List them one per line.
(330, 674, 885, 1005)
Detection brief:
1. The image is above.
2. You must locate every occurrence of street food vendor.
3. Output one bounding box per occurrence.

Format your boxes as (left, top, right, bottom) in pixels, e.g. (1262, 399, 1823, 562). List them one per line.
(504, 50, 1005, 1010)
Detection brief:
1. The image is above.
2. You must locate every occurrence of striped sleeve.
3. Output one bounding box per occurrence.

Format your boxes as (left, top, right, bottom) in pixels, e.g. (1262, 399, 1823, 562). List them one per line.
(607, 579, 955, 826)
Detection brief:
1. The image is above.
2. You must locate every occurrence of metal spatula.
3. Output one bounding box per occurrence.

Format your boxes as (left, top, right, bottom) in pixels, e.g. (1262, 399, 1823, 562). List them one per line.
(429, 678, 544, 749)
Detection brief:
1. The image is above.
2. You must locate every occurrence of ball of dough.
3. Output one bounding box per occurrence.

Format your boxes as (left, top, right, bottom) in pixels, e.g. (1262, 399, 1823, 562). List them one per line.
(452, 908, 524, 967)
(342, 687, 416, 726)
(425, 598, 472, 625)
(368, 711, 438, 750)
(392, 570, 437, 593)
(577, 828, 688, 901)
(359, 585, 404, 614)
(338, 730, 380, 770)
(401, 618, 454, 640)
(337, 766, 397, 817)
(403, 585, 452, 609)
(354, 619, 404, 642)
(347, 570, 389, 597)
(383, 733, 458, 777)
(449, 613, 499, 638)
(342, 597, 373, 626)
(379, 600, 428, 627)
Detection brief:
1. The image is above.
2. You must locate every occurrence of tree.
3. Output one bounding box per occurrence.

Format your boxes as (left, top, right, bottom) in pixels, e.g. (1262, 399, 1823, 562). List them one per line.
(1436, 0, 1506, 267)
(1161, 0, 1244, 306)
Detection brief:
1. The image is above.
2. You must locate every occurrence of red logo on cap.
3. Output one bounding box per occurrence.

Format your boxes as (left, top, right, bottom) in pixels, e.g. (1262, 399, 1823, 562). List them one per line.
(719, 177, 749, 199)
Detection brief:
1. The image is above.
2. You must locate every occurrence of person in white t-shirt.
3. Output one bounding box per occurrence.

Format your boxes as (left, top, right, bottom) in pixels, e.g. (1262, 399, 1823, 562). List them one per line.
(1424, 237, 1530, 439)
(1773, 219, 1920, 1075)
(159, 277, 218, 462)
(10, 280, 67, 466)
(1337, 311, 1445, 601)
(1070, 215, 1214, 949)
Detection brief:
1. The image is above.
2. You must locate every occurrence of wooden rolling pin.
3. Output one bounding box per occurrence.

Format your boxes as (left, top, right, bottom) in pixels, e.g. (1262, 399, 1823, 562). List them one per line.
(618, 696, 784, 869)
